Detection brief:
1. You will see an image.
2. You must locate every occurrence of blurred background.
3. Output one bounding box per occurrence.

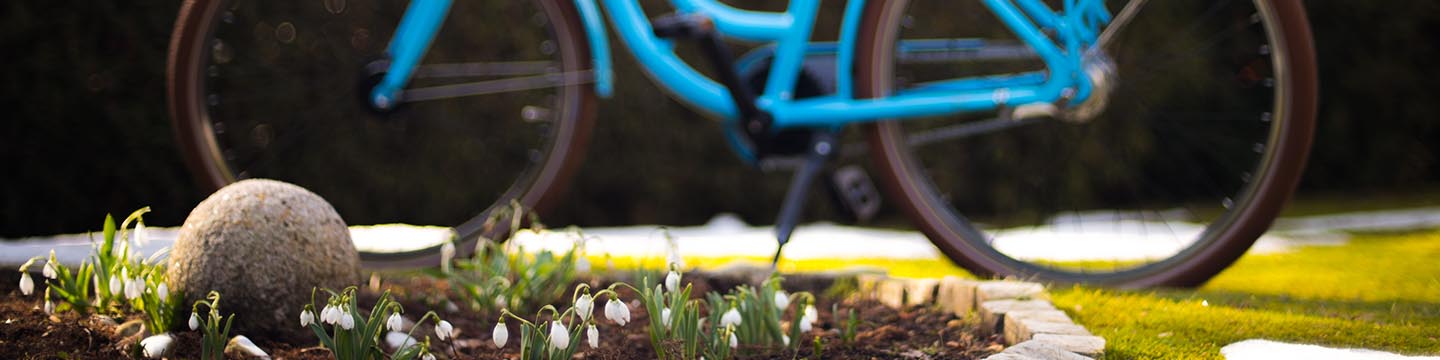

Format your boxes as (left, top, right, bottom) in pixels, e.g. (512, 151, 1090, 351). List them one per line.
(2, 1, 1438, 237)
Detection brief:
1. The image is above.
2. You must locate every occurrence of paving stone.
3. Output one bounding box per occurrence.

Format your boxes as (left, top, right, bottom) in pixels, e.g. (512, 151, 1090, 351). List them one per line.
(1032, 334, 1106, 358)
(876, 279, 908, 308)
(905, 278, 940, 306)
(983, 353, 1038, 360)
(857, 274, 886, 295)
(976, 281, 1047, 303)
(1001, 340, 1094, 360)
(1005, 315, 1090, 345)
(978, 299, 1057, 335)
(936, 276, 979, 316)
(1002, 309, 1076, 343)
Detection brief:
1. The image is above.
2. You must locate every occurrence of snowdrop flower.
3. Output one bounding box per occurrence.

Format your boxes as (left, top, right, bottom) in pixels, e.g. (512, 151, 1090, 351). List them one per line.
(661, 308, 672, 329)
(228, 335, 270, 359)
(440, 241, 455, 273)
(386, 313, 404, 332)
(18, 272, 33, 296)
(124, 278, 143, 300)
(493, 322, 509, 348)
(135, 222, 148, 247)
(720, 308, 742, 327)
(435, 320, 454, 340)
(140, 333, 174, 359)
(300, 309, 315, 327)
(319, 305, 336, 324)
(575, 294, 594, 321)
(338, 309, 356, 330)
(800, 305, 818, 332)
(422, 353, 436, 360)
(729, 332, 738, 349)
(576, 257, 591, 274)
(774, 291, 789, 309)
(548, 321, 570, 350)
(782, 334, 790, 346)
(42, 261, 57, 279)
(156, 283, 169, 300)
(665, 271, 680, 292)
(586, 324, 599, 348)
(604, 298, 631, 326)
(189, 313, 202, 330)
(109, 275, 123, 296)
(44, 299, 54, 315)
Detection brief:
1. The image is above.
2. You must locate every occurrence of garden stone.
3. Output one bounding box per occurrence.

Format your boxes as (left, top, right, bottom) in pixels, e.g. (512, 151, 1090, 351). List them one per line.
(904, 278, 940, 306)
(976, 281, 1047, 303)
(169, 179, 362, 341)
(876, 279, 908, 308)
(1032, 334, 1106, 358)
(936, 277, 978, 316)
(999, 340, 1094, 360)
(979, 299, 1057, 335)
(1004, 312, 1089, 344)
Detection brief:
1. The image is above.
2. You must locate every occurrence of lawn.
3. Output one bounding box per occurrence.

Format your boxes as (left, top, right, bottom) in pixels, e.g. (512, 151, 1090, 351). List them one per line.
(615, 229, 1440, 359)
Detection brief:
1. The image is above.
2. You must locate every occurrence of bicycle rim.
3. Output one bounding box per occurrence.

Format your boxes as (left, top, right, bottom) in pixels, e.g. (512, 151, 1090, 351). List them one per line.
(856, 0, 1316, 287)
(167, 0, 595, 267)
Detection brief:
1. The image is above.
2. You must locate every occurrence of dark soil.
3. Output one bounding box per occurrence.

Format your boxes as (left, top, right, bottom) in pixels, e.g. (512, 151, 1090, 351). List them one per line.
(1, 270, 1000, 359)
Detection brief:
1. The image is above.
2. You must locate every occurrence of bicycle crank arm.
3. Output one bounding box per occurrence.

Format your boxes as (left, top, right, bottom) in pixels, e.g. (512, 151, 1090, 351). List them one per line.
(396, 70, 595, 103)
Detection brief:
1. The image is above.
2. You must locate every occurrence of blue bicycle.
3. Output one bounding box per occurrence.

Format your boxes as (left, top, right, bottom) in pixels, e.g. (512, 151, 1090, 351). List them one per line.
(167, 0, 1317, 287)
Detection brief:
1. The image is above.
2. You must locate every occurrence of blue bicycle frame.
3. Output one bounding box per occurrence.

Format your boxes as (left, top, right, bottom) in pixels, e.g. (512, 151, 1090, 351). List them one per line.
(370, 0, 1113, 129)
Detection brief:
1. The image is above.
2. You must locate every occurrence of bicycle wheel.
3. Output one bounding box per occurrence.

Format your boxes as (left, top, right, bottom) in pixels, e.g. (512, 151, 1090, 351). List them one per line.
(167, 0, 595, 267)
(855, 0, 1317, 287)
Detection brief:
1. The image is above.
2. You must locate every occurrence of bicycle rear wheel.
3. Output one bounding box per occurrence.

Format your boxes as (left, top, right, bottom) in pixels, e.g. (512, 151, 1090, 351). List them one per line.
(167, 0, 595, 267)
(856, 0, 1317, 287)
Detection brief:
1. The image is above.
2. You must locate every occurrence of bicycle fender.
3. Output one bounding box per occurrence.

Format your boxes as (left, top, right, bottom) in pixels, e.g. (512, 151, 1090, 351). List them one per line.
(574, 0, 614, 98)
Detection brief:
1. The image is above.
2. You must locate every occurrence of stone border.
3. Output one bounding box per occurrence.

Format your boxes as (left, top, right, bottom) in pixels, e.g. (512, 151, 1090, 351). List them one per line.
(858, 275, 1105, 359)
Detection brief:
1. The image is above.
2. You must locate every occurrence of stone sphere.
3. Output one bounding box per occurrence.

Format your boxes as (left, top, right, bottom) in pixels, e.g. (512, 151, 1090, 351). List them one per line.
(169, 179, 362, 341)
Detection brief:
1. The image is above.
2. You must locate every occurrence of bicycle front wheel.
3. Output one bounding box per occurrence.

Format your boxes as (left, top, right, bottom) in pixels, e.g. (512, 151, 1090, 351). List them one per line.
(167, 0, 596, 266)
(855, 0, 1317, 287)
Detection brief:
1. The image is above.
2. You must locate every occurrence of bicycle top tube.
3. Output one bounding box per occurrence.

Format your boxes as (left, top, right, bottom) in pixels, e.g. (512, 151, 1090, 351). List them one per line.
(376, 0, 1114, 128)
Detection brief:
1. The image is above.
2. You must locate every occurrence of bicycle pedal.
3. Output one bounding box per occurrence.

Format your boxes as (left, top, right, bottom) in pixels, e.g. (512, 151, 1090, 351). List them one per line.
(829, 165, 881, 223)
(651, 13, 713, 39)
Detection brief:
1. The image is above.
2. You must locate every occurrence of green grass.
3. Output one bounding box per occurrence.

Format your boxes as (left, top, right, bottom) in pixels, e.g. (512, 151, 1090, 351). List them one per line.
(599, 229, 1440, 359)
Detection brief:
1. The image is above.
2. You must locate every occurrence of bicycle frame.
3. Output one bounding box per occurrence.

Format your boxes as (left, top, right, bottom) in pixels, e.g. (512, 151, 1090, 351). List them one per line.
(371, 0, 1114, 129)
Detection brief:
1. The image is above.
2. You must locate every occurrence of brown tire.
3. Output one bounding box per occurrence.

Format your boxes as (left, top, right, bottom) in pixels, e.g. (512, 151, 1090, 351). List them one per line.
(855, 0, 1317, 287)
(167, 0, 596, 268)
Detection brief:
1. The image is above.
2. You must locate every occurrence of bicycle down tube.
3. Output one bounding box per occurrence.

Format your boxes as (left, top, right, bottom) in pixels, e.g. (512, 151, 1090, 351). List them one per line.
(373, 0, 1116, 127)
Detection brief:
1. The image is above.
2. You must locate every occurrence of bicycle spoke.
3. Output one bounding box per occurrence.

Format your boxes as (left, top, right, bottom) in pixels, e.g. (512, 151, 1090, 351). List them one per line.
(400, 70, 593, 103)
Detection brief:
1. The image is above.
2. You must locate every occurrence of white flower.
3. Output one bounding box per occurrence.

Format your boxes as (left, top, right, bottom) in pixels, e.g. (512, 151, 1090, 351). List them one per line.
(300, 309, 315, 327)
(140, 333, 174, 359)
(782, 334, 790, 346)
(422, 354, 436, 360)
(321, 305, 339, 324)
(493, 322, 509, 348)
(586, 324, 599, 348)
(799, 319, 813, 332)
(44, 300, 54, 315)
(156, 283, 169, 300)
(604, 298, 630, 326)
(720, 308, 742, 327)
(135, 222, 148, 247)
(575, 294, 594, 321)
(18, 272, 33, 296)
(125, 278, 143, 300)
(42, 261, 57, 279)
(665, 271, 680, 292)
(228, 335, 270, 359)
(774, 291, 790, 309)
(338, 309, 355, 330)
(386, 313, 404, 332)
(189, 313, 202, 330)
(661, 308, 672, 329)
(109, 275, 122, 296)
(385, 331, 418, 350)
(729, 332, 738, 349)
(440, 241, 455, 273)
(802, 305, 818, 326)
(435, 320, 454, 340)
(548, 321, 570, 350)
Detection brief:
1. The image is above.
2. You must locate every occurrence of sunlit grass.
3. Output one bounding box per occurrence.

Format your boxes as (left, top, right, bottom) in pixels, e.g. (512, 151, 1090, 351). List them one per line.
(599, 229, 1440, 359)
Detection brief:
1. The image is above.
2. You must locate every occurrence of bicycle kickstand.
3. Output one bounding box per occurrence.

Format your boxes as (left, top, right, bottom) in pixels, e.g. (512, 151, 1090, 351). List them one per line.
(770, 131, 836, 268)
